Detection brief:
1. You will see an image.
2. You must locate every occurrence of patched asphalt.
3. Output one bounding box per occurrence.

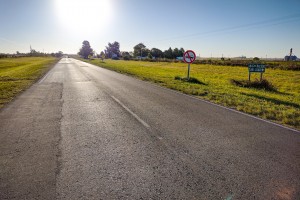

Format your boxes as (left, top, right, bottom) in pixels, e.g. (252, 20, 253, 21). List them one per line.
(1, 58, 299, 199)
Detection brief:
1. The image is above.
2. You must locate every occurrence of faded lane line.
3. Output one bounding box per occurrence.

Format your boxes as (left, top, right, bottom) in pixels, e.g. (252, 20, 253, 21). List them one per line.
(111, 95, 150, 128)
(38, 70, 52, 84)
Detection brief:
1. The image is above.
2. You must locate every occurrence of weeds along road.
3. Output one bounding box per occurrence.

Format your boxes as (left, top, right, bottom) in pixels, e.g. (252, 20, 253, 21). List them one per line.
(0, 58, 299, 199)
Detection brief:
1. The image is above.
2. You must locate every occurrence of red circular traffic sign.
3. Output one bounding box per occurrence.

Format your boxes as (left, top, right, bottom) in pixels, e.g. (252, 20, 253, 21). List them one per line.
(183, 50, 196, 63)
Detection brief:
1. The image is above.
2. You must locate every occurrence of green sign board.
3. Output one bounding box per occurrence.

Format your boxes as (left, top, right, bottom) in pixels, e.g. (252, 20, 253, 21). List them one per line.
(248, 64, 266, 81)
(248, 64, 265, 73)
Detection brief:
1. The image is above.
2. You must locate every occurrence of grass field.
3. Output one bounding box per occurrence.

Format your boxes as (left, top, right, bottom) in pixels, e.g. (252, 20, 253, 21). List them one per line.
(0, 57, 58, 109)
(85, 59, 300, 130)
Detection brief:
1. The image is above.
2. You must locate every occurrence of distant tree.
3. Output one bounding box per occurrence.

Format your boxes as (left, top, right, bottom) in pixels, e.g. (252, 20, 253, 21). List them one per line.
(121, 51, 130, 57)
(28, 48, 46, 57)
(30, 49, 38, 56)
(92, 50, 96, 57)
(143, 48, 150, 58)
(78, 40, 93, 59)
(253, 57, 260, 61)
(99, 51, 105, 61)
(150, 48, 163, 58)
(121, 51, 132, 60)
(133, 43, 147, 57)
(173, 48, 180, 58)
(105, 41, 120, 58)
(164, 47, 173, 59)
(55, 51, 63, 57)
(147, 52, 153, 59)
(179, 48, 185, 56)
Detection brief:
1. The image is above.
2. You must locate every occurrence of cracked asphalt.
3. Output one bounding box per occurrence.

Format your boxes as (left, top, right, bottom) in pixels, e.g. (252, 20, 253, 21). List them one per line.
(0, 58, 299, 199)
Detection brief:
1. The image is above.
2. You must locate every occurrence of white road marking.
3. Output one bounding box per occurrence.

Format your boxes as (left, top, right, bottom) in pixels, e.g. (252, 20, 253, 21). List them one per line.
(111, 95, 150, 128)
(38, 70, 51, 84)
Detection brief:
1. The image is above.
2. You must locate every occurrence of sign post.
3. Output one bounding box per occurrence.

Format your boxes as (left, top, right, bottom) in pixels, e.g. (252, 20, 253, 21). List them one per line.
(183, 50, 196, 80)
(187, 63, 191, 79)
(248, 64, 265, 81)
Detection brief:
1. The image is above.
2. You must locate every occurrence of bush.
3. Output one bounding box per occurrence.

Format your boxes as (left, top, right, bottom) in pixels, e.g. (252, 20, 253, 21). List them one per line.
(174, 76, 206, 85)
(174, 75, 181, 80)
(123, 55, 130, 60)
(231, 79, 276, 91)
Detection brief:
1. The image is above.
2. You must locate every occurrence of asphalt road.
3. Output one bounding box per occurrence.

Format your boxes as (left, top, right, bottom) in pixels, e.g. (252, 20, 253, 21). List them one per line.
(1, 58, 299, 199)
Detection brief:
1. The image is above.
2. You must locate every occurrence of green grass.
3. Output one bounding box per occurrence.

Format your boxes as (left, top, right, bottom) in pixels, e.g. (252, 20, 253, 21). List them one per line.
(0, 57, 58, 108)
(83, 58, 300, 130)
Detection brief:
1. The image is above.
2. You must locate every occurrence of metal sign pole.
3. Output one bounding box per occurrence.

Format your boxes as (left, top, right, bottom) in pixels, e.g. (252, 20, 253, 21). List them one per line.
(187, 63, 190, 80)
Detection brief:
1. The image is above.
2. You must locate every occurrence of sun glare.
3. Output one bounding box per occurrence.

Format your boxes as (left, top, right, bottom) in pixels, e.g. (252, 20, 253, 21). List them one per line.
(55, 0, 112, 37)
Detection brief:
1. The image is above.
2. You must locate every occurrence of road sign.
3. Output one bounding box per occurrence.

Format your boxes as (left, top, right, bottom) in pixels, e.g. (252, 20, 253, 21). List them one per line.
(248, 64, 265, 73)
(183, 50, 196, 80)
(248, 64, 266, 81)
(183, 50, 196, 64)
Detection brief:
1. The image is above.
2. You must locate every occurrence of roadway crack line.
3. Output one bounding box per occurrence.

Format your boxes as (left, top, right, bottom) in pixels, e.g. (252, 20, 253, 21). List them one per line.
(110, 95, 150, 128)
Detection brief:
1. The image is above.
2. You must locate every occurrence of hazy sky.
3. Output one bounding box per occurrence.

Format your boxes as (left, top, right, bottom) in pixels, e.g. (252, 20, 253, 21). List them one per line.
(1, 0, 300, 58)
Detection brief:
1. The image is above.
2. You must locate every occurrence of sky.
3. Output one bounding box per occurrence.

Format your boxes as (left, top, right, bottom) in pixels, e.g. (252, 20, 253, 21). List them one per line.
(0, 0, 300, 58)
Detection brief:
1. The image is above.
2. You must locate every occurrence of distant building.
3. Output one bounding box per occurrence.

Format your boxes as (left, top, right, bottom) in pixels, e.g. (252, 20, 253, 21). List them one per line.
(284, 55, 298, 61)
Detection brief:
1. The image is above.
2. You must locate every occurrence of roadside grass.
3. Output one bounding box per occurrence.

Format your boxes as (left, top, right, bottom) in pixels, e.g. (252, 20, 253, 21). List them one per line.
(0, 57, 58, 108)
(82, 59, 300, 130)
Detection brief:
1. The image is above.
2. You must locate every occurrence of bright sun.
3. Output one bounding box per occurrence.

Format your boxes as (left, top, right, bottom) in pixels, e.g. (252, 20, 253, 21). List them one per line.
(55, 0, 112, 37)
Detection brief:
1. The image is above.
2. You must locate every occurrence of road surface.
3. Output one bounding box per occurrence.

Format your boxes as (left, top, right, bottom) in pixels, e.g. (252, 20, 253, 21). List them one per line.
(1, 58, 299, 199)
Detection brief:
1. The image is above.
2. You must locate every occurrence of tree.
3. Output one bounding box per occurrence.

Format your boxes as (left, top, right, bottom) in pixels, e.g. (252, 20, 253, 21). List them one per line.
(105, 41, 120, 58)
(121, 51, 132, 60)
(78, 40, 93, 59)
(99, 51, 105, 61)
(150, 48, 163, 58)
(133, 43, 147, 57)
(121, 51, 130, 57)
(179, 48, 185, 56)
(164, 47, 173, 59)
(173, 48, 180, 58)
(253, 57, 260, 61)
(142, 48, 150, 58)
(55, 51, 63, 57)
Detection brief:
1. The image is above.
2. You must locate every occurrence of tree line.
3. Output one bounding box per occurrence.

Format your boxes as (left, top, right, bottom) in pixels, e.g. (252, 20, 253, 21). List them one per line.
(78, 40, 185, 60)
(0, 49, 64, 59)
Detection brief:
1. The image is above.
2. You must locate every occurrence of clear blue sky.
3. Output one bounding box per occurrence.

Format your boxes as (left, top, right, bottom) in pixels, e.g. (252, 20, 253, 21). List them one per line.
(1, 0, 300, 58)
